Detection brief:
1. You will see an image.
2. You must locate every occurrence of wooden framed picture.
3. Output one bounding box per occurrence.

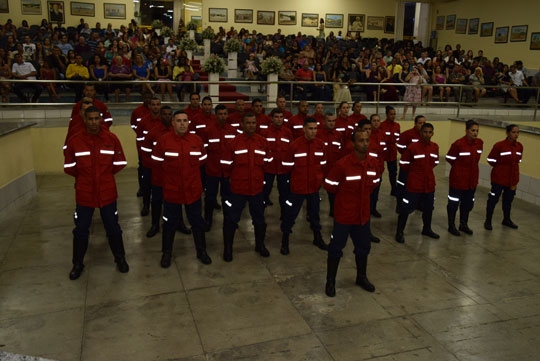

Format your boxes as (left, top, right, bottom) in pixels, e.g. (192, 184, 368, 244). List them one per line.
(531, 32, 540, 50)
(384, 16, 395, 34)
(0, 0, 8, 13)
(367, 16, 384, 31)
(47, 1, 65, 23)
(71, 2, 95, 17)
(455, 18, 467, 34)
(346, 14, 363, 31)
(510, 25, 528, 42)
(468, 18, 479, 34)
(191, 16, 202, 29)
(104, 3, 125, 19)
(480, 22, 494, 37)
(278, 11, 297, 25)
(301, 13, 319, 27)
(495, 26, 509, 43)
(446, 15, 456, 30)
(21, 0, 41, 15)
(209, 8, 227, 22)
(234, 9, 253, 24)
(257, 11, 275, 25)
(436, 16, 444, 30)
(327, 13, 344, 29)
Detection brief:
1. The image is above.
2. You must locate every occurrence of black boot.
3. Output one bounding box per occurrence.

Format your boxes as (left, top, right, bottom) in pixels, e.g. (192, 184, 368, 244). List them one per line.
(177, 208, 192, 235)
(193, 230, 212, 264)
(254, 224, 270, 257)
(502, 207, 518, 229)
(329, 194, 335, 218)
(421, 211, 440, 239)
(146, 203, 161, 238)
(264, 198, 273, 206)
(313, 230, 328, 250)
(204, 201, 214, 232)
(325, 256, 340, 297)
(459, 211, 473, 235)
(371, 209, 382, 218)
(355, 254, 375, 292)
(447, 206, 460, 236)
(280, 233, 290, 255)
(223, 227, 236, 262)
(395, 213, 408, 243)
(141, 194, 150, 216)
(370, 233, 381, 243)
(108, 234, 129, 273)
(484, 206, 494, 230)
(69, 238, 88, 280)
(161, 228, 175, 268)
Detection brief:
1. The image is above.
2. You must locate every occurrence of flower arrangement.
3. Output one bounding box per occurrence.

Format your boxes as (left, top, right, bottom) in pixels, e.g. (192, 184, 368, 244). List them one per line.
(186, 22, 197, 31)
(179, 38, 198, 51)
(160, 26, 172, 38)
(151, 20, 163, 30)
(201, 26, 215, 40)
(223, 39, 243, 53)
(202, 55, 225, 74)
(261, 56, 284, 75)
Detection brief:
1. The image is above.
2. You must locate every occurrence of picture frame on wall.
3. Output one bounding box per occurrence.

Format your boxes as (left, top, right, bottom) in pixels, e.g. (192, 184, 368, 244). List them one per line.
(531, 32, 540, 50)
(191, 16, 202, 30)
(301, 13, 319, 27)
(455, 18, 467, 34)
(436, 16, 444, 30)
(468, 18, 479, 34)
(278, 11, 297, 26)
(510, 25, 528, 42)
(0, 0, 8, 13)
(234, 9, 253, 24)
(367, 16, 384, 31)
(494, 26, 509, 43)
(47, 1, 65, 23)
(326, 14, 344, 29)
(71, 2, 95, 17)
(480, 22, 494, 37)
(103, 3, 125, 19)
(346, 14, 363, 31)
(257, 11, 275, 25)
(208, 8, 227, 22)
(384, 16, 395, 34)
(21, 0, 42, 15)
(446, 15, 456, 30)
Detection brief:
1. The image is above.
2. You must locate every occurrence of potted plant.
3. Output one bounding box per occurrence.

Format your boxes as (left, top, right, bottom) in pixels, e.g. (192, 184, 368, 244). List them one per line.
(151, 19, 163, 35)
(179, 38, 197, 60)
(224, 39, 242, 78)
(201, 26, 215, 60)
(261, 57, 284, 102)
(186, 21, 197, 39)
(203, 55, 225, 102)
(160, 26, 172, 43)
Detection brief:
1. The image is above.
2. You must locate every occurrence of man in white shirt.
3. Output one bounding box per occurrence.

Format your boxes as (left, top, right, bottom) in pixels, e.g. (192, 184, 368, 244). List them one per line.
(11, 53, 42, 102)
(509, 64, 530, 103)
(22, 36, 36, 60)
(417, 51, 431, 65)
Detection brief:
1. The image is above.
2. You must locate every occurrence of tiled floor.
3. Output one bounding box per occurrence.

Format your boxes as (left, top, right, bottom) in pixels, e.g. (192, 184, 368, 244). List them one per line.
(1, 167, 540, 361)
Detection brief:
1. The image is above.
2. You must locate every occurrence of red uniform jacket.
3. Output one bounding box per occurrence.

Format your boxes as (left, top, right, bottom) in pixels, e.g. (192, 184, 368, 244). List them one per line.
(446, 136, 484, 190)
(136, 113, 161, 156)
(487, 139, 523, 188)
(184, 106, 203, 121)
(227, 111, 244, 129)
(287, 113, 308, 139)
(261, 125, 293, 175)
(324, 153, 381, 225)
(189, 112, 216, 139)
(71, 98, 113, 127)
(255, 113, 271, 134)
(380, 120, 400, 161)
(281, 109, 293, 121)
(348, 113, 367, 126)
(130, 104, 152, 132)
(311, 113, 324, 128)
(335, 114, 354, 137)
(204, 121, 238, 177)
(397, 127, 420, 155)
(140, 122, 171, 183)
(369, 130, 386, 173)
(64, 129, 127, 208)
(316, 127, 343, 176)
(283, 137, 326, 194)
(151, 132, 207, 204)
(399, 140, 439, 193)
(220, 133, 270, 196)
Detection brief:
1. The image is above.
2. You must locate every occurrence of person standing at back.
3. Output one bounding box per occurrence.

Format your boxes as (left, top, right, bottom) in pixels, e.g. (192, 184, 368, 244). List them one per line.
(380, 105, 400, 196)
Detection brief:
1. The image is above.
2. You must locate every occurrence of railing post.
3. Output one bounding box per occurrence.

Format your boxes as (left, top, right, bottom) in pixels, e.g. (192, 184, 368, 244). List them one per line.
(289, 81, 294, 112)
(376, 83, 381, 115)
(534, 87, 540, 121)
(456, 85, 463, 118)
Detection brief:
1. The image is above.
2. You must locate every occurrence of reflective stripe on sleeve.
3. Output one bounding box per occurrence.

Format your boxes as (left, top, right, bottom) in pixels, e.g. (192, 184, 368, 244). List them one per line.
(75, 151, 90, 157)
(294, 153, 307, 157)
(235, 149, 248, 154)
(152, 155, 165, 161)
(346, 175, 361, 181)
(324, 178, 339, 186)
(64, 162, 76, 168)
(164, 152, 179, 157)
(113, 161, 127, 165)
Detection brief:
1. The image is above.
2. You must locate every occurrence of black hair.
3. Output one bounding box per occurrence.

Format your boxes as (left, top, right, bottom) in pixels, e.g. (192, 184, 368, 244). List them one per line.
(351, 128, 370, 142)
(173, 110, 186, 116)
(85, 106, 100, 116)
(385, 105, 395, 115)
(160, 105, 172, 112)
(189, 92, 200, 99)
(150, 96, 161, 102)
(369, 114, 380, 121)
(421, 122, 434, 130)
(303, 117, 317, 126)
(270, 108, 283, 117)
(465, 119, 478, 129)
(324, 111, 334, 117)
(215, 104, 227, 112)
(83, 83, 95, 89)
(505, 124, 518, 133)
(353, 100, 361, 108)
(414, 115, 425, 124)
(357, 118, 371, 129)
(242, 112, 256, 122)
(202, 96, 212, 103)
(252, 98, 263, 106)
(338, 101, 348, 110)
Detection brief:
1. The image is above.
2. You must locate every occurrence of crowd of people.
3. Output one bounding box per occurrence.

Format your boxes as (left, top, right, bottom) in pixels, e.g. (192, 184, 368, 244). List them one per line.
(1, 17, 539, 109)
(63, 86, 524, 297)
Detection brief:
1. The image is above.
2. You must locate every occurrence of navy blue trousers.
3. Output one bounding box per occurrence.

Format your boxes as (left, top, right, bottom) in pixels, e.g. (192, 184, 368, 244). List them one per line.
(73, 201, 122, 240)
(163, 199, 205, 233)
(327, 220, 371, 258)
(223, 192, 266, 229)
(281, 191, 321, 233)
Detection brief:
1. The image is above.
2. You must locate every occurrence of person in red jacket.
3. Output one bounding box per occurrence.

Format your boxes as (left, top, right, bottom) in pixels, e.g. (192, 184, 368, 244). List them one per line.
(316, 112, 342, 217)
(63, 106, 129, 280)
(280, 117, 328, 255)
(130, 92, 153, 197)
(137, 97, 162, 216)
(220, 113, 271, 261)
(445, 120, 483, 235)
(204, 104, 238, 231)
(184, 92, 203, 120)
(396, 115, 425, 212)
(311, 103, 325, 127)
(484, 124, 523, 230)
(380, 105, 400, 196)
(348, 101, 367, 125)
(261, 108, 293, 212)
(395, 122, 440, 243)
(151, 110, 212, 268)
(335, 101, 354, 137)
(227, 99, 246, 129)
(252, 98, 270, 134)
(288, 100, 309, 139)
(71, 84, 113, 126)
(324, 129, 381, 297)
(189, 96, 216, 137)
(65, 97, 94, 144)
(276, 96, 293, 121)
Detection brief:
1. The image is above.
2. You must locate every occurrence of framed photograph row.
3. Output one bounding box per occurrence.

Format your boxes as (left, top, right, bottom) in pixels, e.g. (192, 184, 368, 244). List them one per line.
(14, 1, 126, 21)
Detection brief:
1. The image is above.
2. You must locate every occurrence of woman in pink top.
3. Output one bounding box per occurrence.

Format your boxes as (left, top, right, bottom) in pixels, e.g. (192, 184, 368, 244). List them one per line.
(432, 65, 451, 101)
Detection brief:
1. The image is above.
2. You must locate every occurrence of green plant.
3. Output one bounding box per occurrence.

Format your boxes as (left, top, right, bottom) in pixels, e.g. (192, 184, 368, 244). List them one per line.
(186, 22, 197, 31)
(201, 26, 215, 40)
(202, 55, 225, 74)
(261, 56, 284, 75)
(179, 38, 198, 51)
(160, 26, 172, 38)
(151, 20, 163, 29)
(223, 39, 243, 53)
